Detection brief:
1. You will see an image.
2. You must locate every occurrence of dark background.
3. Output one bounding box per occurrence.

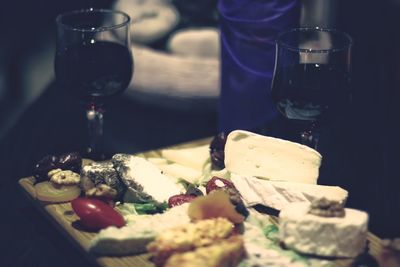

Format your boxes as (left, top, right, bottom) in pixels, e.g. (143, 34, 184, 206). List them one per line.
(0, 0, 399, 266)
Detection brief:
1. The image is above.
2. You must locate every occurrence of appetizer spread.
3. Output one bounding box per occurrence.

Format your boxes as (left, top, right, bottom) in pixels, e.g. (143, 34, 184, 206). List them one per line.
(30, 130, 371, 266)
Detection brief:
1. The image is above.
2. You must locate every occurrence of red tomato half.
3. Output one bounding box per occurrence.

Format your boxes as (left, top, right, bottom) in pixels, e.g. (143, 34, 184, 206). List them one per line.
(71, 198, 125, 231)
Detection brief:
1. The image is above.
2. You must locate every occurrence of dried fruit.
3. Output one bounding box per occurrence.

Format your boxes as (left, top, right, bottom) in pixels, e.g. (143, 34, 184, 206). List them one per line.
(188, 190, 245, 224)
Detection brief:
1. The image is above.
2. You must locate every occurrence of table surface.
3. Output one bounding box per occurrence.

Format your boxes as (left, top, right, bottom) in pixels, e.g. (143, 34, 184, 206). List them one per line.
(16, 138, 400, 267)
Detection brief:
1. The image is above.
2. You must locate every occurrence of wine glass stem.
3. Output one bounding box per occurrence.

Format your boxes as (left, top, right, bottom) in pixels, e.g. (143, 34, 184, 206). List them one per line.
(86, 105, 104, 160)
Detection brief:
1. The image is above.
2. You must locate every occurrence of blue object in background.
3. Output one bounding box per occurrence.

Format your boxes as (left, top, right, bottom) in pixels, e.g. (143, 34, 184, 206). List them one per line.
(218, 0, 300, 133)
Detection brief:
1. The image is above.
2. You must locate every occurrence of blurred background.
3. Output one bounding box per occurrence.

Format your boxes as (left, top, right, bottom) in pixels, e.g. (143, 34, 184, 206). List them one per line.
(0, 0, 337, 139)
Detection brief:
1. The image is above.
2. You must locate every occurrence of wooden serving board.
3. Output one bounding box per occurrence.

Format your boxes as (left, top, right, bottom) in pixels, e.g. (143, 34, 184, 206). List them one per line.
(18, 138, 396, 267)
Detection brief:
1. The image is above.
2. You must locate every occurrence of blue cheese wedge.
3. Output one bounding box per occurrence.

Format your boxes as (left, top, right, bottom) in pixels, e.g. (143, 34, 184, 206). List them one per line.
(80, 161, 125, 199)
(279, 202, 368, 258)
(224, 130, 322, 184)
(89, 204, 190, 255)
(112, 154, 181, 203)
(231, 175, 348, 211)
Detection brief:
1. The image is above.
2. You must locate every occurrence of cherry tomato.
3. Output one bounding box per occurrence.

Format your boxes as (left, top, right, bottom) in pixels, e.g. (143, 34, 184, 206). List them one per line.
(71, 198, 125, 231)
(35, 181, 81, 203)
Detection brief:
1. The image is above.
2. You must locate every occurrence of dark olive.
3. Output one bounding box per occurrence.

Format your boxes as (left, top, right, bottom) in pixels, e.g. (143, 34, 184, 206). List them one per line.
(209, 132, 227, 169)
(34, 155, 59, 182)
(57, 152, 82, 173)
(33, 152, 83, 183)
(185, 184, 204, 197)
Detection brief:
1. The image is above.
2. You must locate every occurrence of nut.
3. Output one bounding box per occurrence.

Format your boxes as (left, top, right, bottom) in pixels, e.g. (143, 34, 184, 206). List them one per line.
(85, 184, 118, 199)
(308, 197, 345, 218)
(48, 169, 80, 185)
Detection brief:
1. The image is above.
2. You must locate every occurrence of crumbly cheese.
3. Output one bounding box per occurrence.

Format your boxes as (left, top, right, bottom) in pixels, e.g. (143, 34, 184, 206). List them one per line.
(90, 204, 190, 255)
(231, 174, 348, 211)
(224, 130, 322, 184)
(279, 202, 368, 258)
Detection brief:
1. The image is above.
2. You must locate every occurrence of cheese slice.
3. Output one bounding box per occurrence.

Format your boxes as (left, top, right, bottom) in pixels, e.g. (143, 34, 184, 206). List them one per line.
(158, 163, 202, 184)
(161, 144, 210, 171)
(279, 202, 368, 258)
(224, 130, 322, 184)
(230, 174, 348, 211)
(112, 154, 182, 203)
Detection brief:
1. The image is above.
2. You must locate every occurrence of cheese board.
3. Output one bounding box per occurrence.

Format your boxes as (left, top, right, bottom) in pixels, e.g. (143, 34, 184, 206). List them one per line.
(18, 134, 390, 267)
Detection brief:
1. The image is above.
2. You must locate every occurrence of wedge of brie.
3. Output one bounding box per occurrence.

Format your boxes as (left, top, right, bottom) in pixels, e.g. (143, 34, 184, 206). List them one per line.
(112, 154, 181, 203)
(224, 130, 322, 184)
(230, 174, 348, 211)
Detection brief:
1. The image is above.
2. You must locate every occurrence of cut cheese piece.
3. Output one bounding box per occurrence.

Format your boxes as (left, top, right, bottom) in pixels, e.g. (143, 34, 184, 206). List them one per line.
(158, 163, 202, 184)
(230, 174, 348, 211)
(90, 204, 190, 255)
(161, 144, 210, 171)
(112, 154, 181, 203)
(279, 202, 368, 258)
(225, 130, 322, 184)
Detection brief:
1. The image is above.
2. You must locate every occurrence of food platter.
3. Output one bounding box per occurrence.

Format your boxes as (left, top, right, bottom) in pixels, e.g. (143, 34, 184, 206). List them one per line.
(18, 135, 388, 267)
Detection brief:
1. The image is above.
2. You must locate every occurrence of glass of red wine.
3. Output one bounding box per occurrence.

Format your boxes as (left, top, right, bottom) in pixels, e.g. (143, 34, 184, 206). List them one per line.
(55, 9, 133, 160)
(271, 28, 353, 149)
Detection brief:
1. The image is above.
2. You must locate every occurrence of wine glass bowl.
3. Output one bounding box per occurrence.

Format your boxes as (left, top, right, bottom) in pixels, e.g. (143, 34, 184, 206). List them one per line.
(55, 9, 133, 160)
(271, 28, 353, 149)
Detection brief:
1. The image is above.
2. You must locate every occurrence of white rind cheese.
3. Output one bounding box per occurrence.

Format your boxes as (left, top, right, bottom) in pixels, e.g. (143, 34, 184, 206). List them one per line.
(224, 130, 322, 184)
(279, 202, 368, 258)
(230, 175, 348, 211)
(112, 154, 181, 203)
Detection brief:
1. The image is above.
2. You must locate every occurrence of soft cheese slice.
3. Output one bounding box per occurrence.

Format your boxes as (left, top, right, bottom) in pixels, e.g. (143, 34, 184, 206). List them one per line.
(279, 202, 368, 258)
(90, 204, 190, 255)
(231, 174, 348, 211)
(112, 154, 181, 203)
(158, 163, 202, 184)
(225, 130, 322, 184)
(161, 144, 210, 171)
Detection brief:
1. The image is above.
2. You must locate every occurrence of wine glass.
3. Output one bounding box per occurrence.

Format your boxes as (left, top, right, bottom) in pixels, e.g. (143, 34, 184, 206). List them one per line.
(271, 27, 353, 149)
(55, 9, 133, 160)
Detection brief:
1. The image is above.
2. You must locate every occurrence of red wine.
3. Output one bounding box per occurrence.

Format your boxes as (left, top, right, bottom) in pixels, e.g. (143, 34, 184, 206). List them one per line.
(55, 41, 133, 103)
(272, 64, 351, 123)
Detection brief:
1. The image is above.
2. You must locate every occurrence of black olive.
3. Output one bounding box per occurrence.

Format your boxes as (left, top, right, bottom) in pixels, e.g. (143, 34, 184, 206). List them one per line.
(234, 200, 249, 218)
(210, 132, 227, 169)
(185, 184, 204, 197)
(33, 152, 83, 183)
(57, 152, 82, 173)
(34, 155, 59, 182)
